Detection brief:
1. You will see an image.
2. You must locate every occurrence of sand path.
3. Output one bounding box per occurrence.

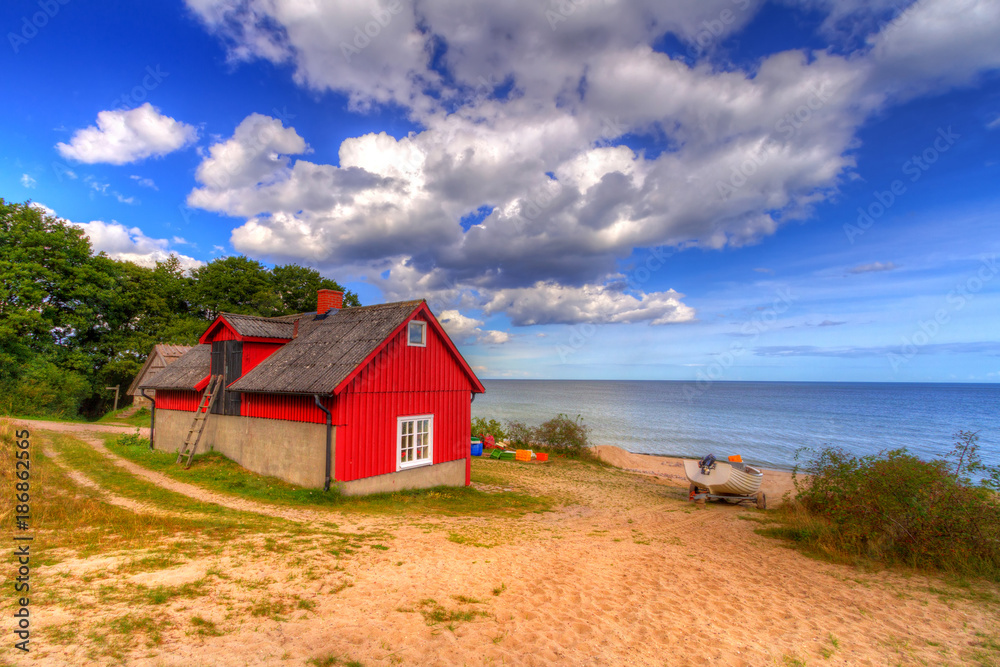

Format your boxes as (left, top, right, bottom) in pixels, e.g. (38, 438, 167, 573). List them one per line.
(42, 446, 185, 518)
(20, 419, 346, 527)
(85, 432, 337, 525)
(13, 420, 998, 666)
(15, 418, 150, 437)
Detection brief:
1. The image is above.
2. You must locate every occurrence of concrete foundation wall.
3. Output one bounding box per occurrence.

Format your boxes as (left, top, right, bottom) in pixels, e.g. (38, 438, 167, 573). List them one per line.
(153, 408, 466, 494)
(154, 408, 330, 488)
(337, 458, 466, 496)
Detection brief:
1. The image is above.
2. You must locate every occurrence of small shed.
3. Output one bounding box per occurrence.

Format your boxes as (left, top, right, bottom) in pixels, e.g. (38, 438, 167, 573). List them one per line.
(140, 290, 485, 495)
(127, 344, 193, 406)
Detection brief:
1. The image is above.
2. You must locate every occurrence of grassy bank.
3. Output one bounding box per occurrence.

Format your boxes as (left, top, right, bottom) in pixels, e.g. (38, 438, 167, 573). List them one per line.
(0, 422, 278, 562)
(756, 438, 1000, 582)
(106, 434, 551, 518)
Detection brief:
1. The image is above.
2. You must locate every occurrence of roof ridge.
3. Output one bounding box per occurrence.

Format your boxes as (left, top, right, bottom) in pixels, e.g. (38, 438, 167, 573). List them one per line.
(341, 299, 424, 311)
(219, 300, 424, 322)
(220, 312, 293, 322)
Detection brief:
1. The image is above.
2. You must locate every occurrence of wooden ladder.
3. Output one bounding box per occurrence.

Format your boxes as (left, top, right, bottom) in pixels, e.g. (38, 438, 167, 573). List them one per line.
(176, 375, 223, 468)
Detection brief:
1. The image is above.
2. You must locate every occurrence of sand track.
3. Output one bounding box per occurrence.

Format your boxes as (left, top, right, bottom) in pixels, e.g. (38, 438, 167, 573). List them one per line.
(13, 419, 1000, 666)
(42, 446, 183, 518)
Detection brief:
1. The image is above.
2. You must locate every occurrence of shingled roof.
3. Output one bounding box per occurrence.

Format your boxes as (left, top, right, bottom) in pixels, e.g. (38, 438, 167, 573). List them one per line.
(228, 300, 424, 395)
(139, 345, 211, 391)
(205, 312, 299, 340)
(127, 344, 193, 395)
(141, 300, 483, 397)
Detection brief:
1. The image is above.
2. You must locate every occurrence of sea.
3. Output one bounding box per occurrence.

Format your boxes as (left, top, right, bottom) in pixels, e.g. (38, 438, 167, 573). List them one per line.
(471, 380, 1000, 471)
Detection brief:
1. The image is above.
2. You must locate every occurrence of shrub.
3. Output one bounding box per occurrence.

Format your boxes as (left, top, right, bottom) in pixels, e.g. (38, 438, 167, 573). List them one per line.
(116, 431, 150, 448)
(504, 420, 535, 447)
(471, 417, 506, 443)
(768, 432, 1000, 580)
(0, 357, 89, 418)
(535, 414, 590, 451)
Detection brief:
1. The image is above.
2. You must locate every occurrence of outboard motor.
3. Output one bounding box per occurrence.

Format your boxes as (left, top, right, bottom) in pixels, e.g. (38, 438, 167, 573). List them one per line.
(698, 453, 716, 474)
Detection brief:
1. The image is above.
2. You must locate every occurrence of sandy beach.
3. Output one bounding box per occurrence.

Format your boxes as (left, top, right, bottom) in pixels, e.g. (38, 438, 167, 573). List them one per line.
(592, 445, 799, 503)
(11, 421, 998, 667)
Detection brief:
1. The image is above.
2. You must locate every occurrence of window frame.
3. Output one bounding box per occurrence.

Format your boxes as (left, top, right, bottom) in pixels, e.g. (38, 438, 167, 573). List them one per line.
(407, 320, 427, 347)
(397, 414, 434, 471)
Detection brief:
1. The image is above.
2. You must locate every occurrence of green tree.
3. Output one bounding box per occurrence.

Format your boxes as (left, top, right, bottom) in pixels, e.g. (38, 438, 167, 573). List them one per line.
(0, 198, 359, 418)
(190, 255, 279, 318)
(270, 263, 360, 313)
(0, 199, 108, 414)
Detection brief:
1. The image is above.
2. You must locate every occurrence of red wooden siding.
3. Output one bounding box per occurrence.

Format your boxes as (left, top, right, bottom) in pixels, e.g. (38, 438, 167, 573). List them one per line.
(210, 325, 239, 341)
(331, 315, 473, 482)
(242, 342, 283, 374)
(347, 316, 472, 393)
(241, 393, 328, 423)
(156, 389, 200, 412)
(331, 389, 470, 482)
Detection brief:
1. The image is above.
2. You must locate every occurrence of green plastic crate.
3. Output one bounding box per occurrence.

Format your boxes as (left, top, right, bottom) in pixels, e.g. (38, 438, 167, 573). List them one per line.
(489, 448, 502, 460)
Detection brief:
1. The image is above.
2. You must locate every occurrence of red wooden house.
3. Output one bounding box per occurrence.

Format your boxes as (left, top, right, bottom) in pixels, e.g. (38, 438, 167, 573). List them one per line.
(140, 290, 485, 495)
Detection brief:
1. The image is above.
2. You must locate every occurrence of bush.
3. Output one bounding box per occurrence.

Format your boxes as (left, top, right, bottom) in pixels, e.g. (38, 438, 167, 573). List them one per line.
(471, 417, 506, 443)
(503, 414, 599, 462)
(0, 357, 89, 418)
(116, 431, 151, 448)
(769, 431, 1000, 580)
(535, 414, 590, 451)
(504, 420, 535, 447)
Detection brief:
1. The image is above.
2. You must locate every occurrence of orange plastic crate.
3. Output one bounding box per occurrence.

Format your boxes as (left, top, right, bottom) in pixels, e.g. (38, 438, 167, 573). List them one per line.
(515, 449, 532, 462)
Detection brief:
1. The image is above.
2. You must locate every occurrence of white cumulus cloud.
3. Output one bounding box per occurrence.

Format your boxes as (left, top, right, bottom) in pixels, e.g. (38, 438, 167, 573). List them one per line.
(180, 0, 1000, 329)
(438, 310, 511, 345)
(57, 103, 198, 165)
(73, 219, 203, 271)
(483, 283, 696, 327)
(31, 203, 202, 271)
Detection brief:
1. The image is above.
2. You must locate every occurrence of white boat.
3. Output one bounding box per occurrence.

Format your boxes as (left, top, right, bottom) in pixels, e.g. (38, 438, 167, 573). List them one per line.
(683, 456, 764, 497)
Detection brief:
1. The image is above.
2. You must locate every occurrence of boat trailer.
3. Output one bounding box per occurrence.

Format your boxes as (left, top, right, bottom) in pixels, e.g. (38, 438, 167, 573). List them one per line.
(688, 454, 767, 510)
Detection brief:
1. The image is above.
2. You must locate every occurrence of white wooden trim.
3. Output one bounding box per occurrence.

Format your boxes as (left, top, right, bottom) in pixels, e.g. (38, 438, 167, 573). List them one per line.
(397, 414, 434, 470)
(407, 320, 427, 347)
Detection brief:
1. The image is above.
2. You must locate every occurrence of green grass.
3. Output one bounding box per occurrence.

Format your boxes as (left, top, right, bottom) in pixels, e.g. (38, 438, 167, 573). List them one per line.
(97, 407, 152, 428)
(115, 553, 185, 574)
(56, 432, 277, 526)
(0, 430, 280, 560)
(142, 579, 209, 605)
(107, 439, 551, 517)
(4, 406, 151, 428)
(88, 613, 170, 660)
(309, 656, 364, 667)
(407, 598, 489, 626)
(969, 631, 1000, 666)
(190, 615, 224, 636)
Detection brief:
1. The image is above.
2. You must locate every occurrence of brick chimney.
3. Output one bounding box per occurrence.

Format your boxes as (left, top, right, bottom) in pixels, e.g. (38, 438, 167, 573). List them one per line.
(317, 289, 343, 314)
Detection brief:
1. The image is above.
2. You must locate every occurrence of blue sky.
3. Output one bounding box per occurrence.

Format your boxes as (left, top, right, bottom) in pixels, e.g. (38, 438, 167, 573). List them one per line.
(2, 0, 999, 382)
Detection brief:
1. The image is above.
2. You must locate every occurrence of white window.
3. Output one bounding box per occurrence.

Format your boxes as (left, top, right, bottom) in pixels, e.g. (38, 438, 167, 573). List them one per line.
(407, 320, 427, 347)
(397, 415, 433, 470)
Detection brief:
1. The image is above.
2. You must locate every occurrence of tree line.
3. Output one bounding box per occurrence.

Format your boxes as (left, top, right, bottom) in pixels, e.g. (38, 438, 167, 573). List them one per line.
(0, 198, 359, 418)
